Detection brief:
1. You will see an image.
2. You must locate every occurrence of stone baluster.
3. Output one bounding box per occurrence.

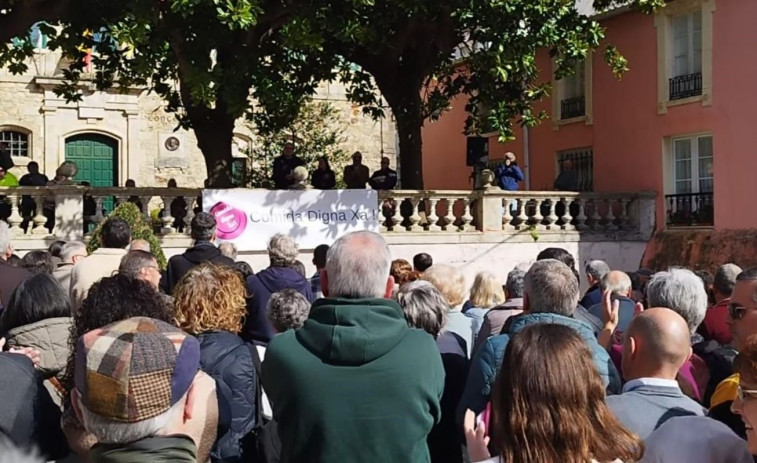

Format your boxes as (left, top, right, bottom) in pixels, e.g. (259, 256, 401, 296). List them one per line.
(618, 198, 630, 230)
(92, 196, 106, 228)
(31, 193, 49, 235)
(408, 197, 423, 232)
(161, 196, 176, 235)
(531, 198, 544, 229)
(561, 197, 575, 230)
(426, 197, 441, 232)
(183, 197, 196, 236)
(6, 193, 23, 235)
(515, 198, 529, 229)
(575, 198, 588, 230)
(590, 199, 603, 231)
(390, 196, 405, 232)
(442, 199, 455, 231)
(460, 197, 474, 231)
(502, 198, 513, 230)
(140, 196, 152, 221)
(605, 199, 618, 231)
(545, 198, 558, 229)
(115, 194, 128, 208)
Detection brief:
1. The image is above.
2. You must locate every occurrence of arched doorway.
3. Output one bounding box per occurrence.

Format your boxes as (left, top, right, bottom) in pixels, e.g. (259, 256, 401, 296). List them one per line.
(65, 133, 119, 218)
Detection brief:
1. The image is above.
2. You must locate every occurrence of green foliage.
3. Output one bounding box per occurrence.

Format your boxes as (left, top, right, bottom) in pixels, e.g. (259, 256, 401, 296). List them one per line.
(247, 101, 350, 188)
(87, 202, 167, 269)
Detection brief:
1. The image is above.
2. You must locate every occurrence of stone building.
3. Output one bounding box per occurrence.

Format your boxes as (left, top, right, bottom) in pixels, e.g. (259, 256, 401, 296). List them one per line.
(0, 29, 397, 188)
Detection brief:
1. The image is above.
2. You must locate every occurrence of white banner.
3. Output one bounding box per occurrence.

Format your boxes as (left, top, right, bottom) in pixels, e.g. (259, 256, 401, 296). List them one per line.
(203, 189, 380, 251)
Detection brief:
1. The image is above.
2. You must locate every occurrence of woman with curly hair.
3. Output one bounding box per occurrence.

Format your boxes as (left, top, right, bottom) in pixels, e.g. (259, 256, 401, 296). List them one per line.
(173, 263, 256, 463)
(60, 273, 177, 460)
(464, 323, 644, 463)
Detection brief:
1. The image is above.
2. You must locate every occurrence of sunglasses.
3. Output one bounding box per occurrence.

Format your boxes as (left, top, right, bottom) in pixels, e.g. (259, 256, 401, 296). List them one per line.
(729, 303, 757, 320)
(738, 385, 757, 401)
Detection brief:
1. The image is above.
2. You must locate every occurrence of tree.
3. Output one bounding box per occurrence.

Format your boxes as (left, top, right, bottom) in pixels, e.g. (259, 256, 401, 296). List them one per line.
(247, 100, 350, 188)
(0, 0, 341, 187)
(299, 0, 664, 189)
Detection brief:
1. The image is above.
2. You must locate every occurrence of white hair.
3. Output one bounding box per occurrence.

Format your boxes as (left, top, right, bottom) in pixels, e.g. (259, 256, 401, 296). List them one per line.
(601, 271, 632, 295)
(60, 241, 87, 262)
(647, 268, 708, 334)
(79, 395, 185, 444)
(0, 221, 10, 256)
(524, 259, 579, 316)
(325, 231, 390, 298)
(422, 265, 467, 308)
(129, 239, 151, 253)
(268, 234, 299, 268)
(585, 260, 611, 281)
(218, 241, 238, 260)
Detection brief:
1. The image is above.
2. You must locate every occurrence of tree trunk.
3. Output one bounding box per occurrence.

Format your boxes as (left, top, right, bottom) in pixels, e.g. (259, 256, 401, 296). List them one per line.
(381, 84, 425, 190)
(194, 119, 234, 188)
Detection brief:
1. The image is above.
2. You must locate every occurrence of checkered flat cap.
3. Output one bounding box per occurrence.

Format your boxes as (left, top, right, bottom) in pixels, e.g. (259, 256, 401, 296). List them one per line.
(74, 317, 200, 423)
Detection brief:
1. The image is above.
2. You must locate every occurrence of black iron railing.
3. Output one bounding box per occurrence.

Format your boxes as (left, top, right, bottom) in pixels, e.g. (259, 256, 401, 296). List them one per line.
(666, 192, 713, 227)
(557, 149, 593, 192)
(560, 96, 586, 120)
(669, 73, 703, 101)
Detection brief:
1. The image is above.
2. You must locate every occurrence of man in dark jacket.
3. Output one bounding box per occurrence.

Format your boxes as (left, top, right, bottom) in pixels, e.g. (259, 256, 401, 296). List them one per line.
(457, 259, 621, 427)
(494, 152, 524, 191)
(262, 231, 444, 463)
(162, 212, 234, 294)
(368, 157, 398, 190)
(581, 259, 610, 308)
(271, 142, 305, 190)
(0, 221, 32, 308)
(243, 234, 314, 343)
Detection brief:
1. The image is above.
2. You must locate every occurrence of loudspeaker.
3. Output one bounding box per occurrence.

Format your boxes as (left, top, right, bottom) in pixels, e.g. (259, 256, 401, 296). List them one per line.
(466, 137, 488, 166)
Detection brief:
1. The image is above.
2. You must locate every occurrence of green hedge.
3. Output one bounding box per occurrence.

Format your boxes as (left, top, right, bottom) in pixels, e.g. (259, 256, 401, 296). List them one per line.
(87, 202, 168, 269)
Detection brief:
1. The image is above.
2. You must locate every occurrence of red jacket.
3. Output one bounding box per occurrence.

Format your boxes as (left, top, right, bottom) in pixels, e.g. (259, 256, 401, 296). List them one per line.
(699, 298, 733, 345)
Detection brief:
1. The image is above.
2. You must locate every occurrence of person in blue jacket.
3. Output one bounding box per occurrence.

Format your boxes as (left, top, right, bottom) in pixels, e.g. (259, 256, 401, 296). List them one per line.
(494, 152, 524, 191)
(456, 259, 621, 428)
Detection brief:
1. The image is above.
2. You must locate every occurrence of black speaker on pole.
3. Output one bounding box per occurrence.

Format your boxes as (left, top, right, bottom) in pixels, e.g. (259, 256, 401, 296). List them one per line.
(466, 136, 489, 166)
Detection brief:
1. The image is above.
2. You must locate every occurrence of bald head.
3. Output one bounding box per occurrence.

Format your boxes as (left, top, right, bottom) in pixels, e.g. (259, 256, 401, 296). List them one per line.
(602, 270, 632, 297)
(622, 308, 692, 381)
(129, 239, 151, 253)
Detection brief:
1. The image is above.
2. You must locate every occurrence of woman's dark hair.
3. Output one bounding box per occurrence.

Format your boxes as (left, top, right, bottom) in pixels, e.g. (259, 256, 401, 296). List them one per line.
(6, 254, 21, 267)
(61, 274, 175, 396)
(492, 323, 643, 463)
(234, 261, 254, 279)
(695, 269, 716, 305)
(318, 156, 332, 170)
(536, 248, 579, 285)
(48, 240, 66, 258)
(0, 273, 70, 333)
(21, 250, 54, 274)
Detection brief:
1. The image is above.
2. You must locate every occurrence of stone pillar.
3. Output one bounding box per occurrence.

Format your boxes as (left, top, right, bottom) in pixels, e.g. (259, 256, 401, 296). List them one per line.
(637, 195, 657, 240)
(475, 191, 503, 233)
(53, 191, 85, 240)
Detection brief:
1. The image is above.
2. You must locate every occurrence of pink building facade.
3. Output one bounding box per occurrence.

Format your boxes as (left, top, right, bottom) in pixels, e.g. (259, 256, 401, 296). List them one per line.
(422, 0, 757, 232)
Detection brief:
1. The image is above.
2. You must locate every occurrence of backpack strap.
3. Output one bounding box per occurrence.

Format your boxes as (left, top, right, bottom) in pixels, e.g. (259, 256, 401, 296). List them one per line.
(247, 342, 264, 428)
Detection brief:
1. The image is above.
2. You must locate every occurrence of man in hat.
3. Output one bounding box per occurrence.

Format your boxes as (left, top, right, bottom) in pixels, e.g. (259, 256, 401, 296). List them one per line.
(71, 317, 218, 462)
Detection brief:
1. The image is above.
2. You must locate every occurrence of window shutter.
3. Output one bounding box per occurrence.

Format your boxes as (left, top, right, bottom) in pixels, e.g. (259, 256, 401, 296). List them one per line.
(672, 15, 690, 78)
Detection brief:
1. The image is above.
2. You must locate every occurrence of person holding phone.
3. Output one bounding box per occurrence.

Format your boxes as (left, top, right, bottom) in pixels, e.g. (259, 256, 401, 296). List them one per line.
(494, 152, 524, 191)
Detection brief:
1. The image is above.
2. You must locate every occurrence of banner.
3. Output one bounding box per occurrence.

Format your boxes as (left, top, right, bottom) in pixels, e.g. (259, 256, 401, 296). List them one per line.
(203, 189, 380, 251)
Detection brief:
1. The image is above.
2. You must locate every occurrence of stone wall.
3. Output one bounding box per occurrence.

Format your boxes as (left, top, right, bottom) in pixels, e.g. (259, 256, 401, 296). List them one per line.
(642, 229, 757, 272)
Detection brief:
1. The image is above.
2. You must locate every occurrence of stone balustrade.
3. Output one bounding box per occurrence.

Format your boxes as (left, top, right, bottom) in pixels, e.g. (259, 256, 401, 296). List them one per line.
(0, 186, 656, 244)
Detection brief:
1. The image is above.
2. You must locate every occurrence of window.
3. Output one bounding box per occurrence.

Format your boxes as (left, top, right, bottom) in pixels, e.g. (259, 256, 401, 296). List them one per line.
(0, 130, 30, 157)
(231, 158, 248, 187)
(670, 11, 703, 100)
(673, 134, 713, 194)
(557, 148, 593, 192)
(559, 61, 586, 120)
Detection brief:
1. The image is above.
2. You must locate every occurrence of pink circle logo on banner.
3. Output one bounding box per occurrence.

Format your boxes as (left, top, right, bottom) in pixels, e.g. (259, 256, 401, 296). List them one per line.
(210, 202, 247, 240)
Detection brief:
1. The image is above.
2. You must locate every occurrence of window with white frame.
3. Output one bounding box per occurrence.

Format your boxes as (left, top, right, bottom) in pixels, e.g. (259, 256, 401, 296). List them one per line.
(669, 11, 703, 100)
(673, 134, 712, 194)
(0, 130, 30, 157)
(559, 61, 586, 120)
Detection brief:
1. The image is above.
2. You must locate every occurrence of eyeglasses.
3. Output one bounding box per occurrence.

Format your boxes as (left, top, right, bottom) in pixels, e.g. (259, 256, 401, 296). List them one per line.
(729, 303, 757, 320)
(738, 385, 757, 401)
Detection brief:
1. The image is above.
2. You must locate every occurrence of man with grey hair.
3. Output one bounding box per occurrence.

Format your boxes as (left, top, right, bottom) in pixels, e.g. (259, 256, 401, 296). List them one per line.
(700, 263, 742, 345)
(588, 270, 636, 332)
(119, 250, 162, 290)
(162, 212, 234, 295)
(0, 221, 32, 307)
(475, 266, 527, 350)
(51, 240, 87, 291)
(243, 233, 313, 343)
(217, 241, 237, 261)
(581, 259, 611, 308)
(458, 259, 621, 427)
(262, 231, 443, 463)
(647, 268, 709, 334)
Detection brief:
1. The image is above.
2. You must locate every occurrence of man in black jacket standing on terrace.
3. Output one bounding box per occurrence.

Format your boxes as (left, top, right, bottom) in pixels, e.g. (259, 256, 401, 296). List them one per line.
(161, 212, 234, 294)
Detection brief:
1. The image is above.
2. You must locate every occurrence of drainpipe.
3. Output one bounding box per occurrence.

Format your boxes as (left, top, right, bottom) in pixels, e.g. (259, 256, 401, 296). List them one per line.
(523, 125, 531, 190)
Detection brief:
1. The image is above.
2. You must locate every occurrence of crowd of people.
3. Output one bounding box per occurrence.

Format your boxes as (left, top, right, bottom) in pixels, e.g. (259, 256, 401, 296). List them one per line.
(2, 211, 757, 462)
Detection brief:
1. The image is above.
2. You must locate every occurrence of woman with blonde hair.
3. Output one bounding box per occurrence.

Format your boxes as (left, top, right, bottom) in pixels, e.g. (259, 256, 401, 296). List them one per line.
(422, 264, 474, 357)
(174, 263, 256, 463)
(464, 271, 505, 342)
(465, 323, 643, 463)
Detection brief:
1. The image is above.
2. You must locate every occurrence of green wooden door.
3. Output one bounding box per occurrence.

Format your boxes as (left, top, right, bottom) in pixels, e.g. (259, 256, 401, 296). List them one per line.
(65, 134, 118, 214)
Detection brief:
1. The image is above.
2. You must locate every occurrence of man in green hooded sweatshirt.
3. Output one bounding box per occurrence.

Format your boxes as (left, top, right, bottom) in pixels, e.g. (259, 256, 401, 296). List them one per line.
(263, 231, 445, 462)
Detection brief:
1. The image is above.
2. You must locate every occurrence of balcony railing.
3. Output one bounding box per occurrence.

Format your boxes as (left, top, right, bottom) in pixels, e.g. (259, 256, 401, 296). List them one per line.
(666, 192, 713, 227)
(0, 186, 657, 242)
(669, 73, 703, 101)
(560, 96, 586, 120)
